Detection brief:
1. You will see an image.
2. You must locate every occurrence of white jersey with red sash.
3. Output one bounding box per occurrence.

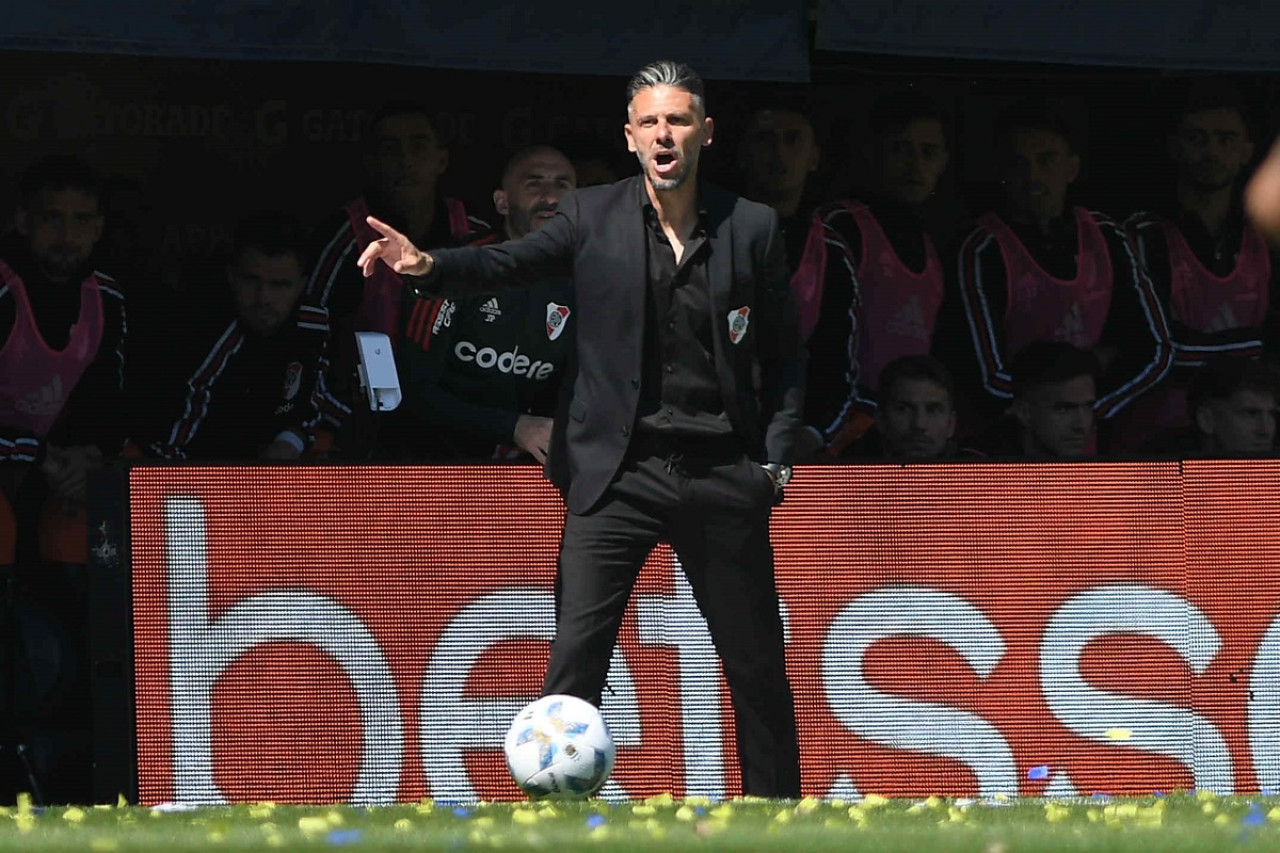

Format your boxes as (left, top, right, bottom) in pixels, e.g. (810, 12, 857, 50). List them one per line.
(847, 201, 943, 390)
(979, 208, 1114, 357)
(1165, 221, 1270, 338)
(343, 196, 472, 343)
(0, 260, 104, 437)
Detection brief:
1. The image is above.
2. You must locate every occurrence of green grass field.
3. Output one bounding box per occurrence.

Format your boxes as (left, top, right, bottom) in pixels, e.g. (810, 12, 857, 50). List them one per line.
(0, 792, 1277, 852)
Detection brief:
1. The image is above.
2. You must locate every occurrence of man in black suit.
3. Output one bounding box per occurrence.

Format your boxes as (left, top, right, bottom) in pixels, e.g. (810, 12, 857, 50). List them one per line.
(358, 60, 805, 798)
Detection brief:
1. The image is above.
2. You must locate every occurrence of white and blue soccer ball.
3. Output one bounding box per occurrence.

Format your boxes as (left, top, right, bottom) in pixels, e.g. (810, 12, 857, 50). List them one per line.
(504, 694, 615, 800)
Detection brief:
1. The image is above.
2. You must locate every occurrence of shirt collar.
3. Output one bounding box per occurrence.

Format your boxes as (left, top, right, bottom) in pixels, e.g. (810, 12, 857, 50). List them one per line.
(636, 176, 710, 235)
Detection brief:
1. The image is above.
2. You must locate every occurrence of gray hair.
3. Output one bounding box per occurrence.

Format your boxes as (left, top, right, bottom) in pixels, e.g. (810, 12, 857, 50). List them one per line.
(626, 60, 705, 116)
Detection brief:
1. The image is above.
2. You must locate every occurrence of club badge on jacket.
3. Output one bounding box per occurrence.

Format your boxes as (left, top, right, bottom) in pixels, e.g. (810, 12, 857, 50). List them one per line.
(727, 306, 750, 344)
(547, 303, 571, 341)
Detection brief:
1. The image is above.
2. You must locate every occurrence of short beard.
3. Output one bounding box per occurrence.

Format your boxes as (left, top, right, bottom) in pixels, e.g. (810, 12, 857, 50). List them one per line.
(638, 150, 694, 192)
(650, 172, 690, 192)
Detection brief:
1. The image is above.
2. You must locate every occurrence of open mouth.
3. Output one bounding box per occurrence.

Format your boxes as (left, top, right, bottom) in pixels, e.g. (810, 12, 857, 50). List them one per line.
(654, 150, 679, 176)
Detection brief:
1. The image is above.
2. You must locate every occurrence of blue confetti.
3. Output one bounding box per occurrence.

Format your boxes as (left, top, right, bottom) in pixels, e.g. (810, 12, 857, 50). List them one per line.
(695, 806, 706, 816)
(453, 806, 472, 818)
(1264, 788, 1277, 797)
(1153, 790, 1165, 798)
(1090, 792, 1111, 800)
(1244, 805, 1265, 828)
(328, 829, 363, 846)
(1027, 764, 1050, 781)
(587, 814, 606, 829)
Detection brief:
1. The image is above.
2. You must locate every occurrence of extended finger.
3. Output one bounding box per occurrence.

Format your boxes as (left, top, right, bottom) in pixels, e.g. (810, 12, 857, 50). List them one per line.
(365, 215, 405, 241)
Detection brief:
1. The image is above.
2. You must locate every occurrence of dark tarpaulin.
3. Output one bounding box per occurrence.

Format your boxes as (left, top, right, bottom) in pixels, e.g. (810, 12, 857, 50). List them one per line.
(816, 0, 1280, 71)
(0, 1, 811, 81)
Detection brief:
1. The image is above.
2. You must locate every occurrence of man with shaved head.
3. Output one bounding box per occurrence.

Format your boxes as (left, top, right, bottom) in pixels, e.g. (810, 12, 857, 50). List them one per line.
(397, 145, 576, 460)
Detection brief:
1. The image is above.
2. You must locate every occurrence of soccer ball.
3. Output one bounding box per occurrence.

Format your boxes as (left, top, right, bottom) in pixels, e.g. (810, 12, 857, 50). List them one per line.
(504, 694, 615, 800)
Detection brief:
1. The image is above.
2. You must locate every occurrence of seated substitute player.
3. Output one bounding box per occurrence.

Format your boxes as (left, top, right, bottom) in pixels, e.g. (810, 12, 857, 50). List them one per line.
(0, 155, 127, 566)
(949, 98, 1172, 441)
(792, 91, 950, 456)
(126, 212, 329, 460)
(1121, 82, 1275, 448)
(1188, 357, 1279, 455)
(853, 355, 962, 460)
(305, 101, 489, 455)
(976, 340, 1101, 459)
(736, 101, 823, 270)
(397, 145, 577, 461)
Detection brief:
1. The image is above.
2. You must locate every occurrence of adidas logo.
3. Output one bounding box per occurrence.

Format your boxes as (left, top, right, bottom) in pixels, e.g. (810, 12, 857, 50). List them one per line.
(479, 298, 501, 323)
(15, 375, 65, 416)
(1206, 301, 1240, 333)
(884, 295, 929, 341)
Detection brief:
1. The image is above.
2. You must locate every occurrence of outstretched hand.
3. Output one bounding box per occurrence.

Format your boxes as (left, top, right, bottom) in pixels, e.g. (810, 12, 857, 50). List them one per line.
(356, 215, 435, 277)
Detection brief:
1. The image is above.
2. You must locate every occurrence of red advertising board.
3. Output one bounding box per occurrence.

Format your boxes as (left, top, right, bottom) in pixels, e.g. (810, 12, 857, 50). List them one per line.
(128, 461, 1280, 804)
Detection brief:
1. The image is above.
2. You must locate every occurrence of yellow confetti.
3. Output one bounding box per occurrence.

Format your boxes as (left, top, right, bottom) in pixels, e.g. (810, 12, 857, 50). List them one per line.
(1214, 813, 1232, 826)
(829, 798, 847, 809)
(772, 809, 793, 824)
(394, 818, 413, 831)
(795, 796, 821, 814)
(861, 793, 890, 809)
(644, 793, 675, 807)
(207, 829, 226, 843)
(249, 804, 274, 820)
(116, 793, 129, 808)
(1136, 805, 1164, 827)
(16, 792, 32, 814)
(15, 814, 35, 834)
(675, 805, 696, 822)
(632, 805, 657, 817)
(686, 796, 711, 807)
(1045, 803, 1072, 823)
(63, 807, 88, 823)
(90, 840, 119, 852)
(415, 803, 435, 815)
(325, 809, 345, 826)
(1268, 806, 1280, 823)
(1105, 729, 1132, 740)
(1195, 789, 1218, 801)
(265, 835, 285, 849)
(298, 816, 330, 836)
(512, 809, 540, 825)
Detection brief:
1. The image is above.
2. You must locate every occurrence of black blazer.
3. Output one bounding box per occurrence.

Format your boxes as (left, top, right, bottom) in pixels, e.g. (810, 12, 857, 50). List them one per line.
(423, 176, 806, 513)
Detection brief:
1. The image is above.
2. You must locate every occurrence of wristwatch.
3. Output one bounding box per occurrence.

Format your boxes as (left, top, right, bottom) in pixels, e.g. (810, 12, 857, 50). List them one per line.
(761, 462, 793, 492)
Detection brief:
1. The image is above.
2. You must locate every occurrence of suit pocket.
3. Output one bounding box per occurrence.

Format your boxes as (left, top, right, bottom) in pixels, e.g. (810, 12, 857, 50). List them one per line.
(569, 398, 587, 423)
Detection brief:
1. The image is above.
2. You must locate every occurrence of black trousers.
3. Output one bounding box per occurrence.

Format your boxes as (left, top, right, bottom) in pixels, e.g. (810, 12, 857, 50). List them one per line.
(542, 434, 801, 798)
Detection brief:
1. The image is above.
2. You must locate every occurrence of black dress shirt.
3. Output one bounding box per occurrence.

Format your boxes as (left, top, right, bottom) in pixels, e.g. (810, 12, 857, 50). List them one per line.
(635, 185, 733, 439)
